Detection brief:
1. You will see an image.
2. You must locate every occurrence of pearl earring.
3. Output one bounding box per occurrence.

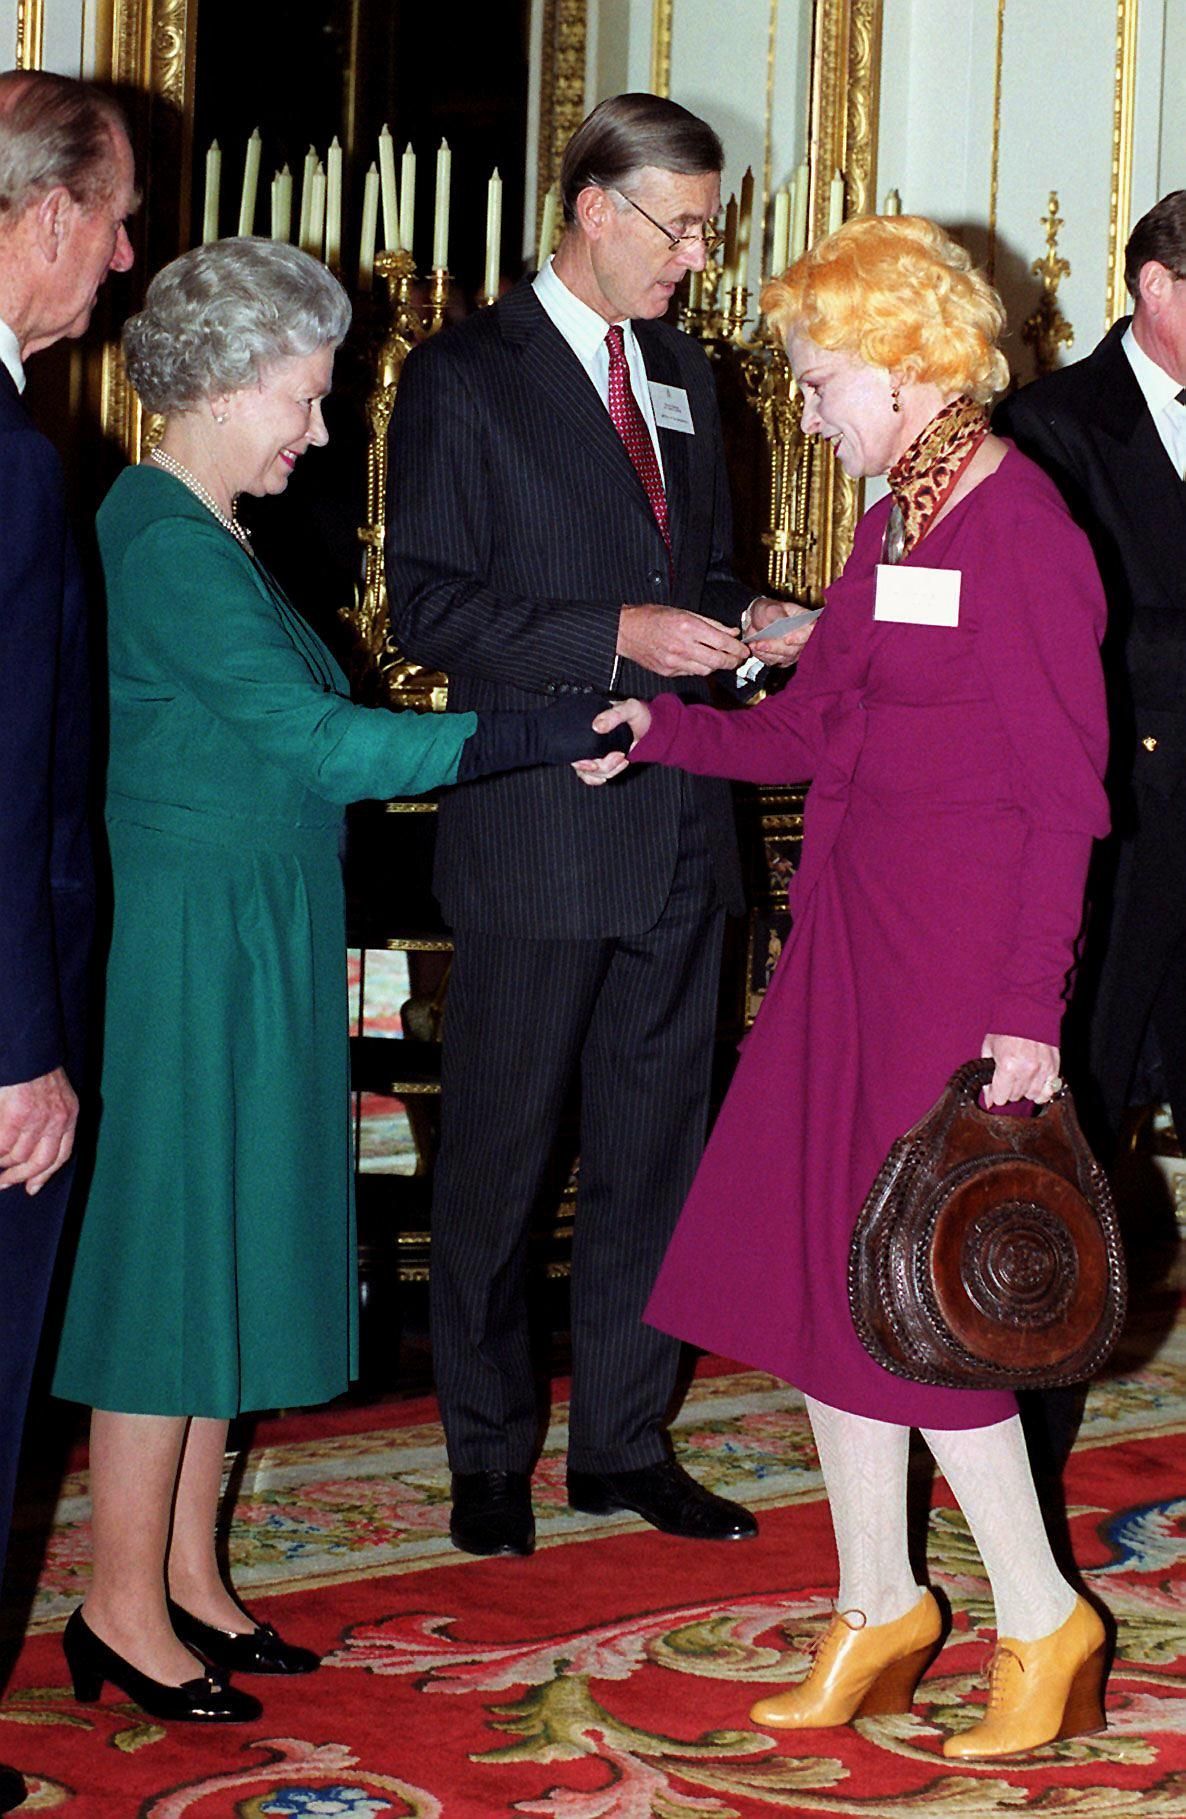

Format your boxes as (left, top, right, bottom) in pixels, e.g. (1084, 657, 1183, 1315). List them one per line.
(215, 412, 229, 424)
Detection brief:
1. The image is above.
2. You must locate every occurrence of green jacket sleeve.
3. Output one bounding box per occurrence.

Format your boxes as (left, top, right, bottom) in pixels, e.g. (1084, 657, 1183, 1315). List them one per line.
(112, 513, 475, 806)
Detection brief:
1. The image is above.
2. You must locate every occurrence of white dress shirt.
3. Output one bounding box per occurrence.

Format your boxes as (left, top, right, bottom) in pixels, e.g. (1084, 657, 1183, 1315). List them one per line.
(532, 256, 666, 481)
(1123, 322, 1186, 479)
(0, 317, 26, 393)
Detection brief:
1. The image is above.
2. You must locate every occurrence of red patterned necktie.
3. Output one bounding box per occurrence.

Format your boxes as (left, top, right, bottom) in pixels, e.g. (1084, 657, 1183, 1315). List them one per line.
(605, 324, 670, 548)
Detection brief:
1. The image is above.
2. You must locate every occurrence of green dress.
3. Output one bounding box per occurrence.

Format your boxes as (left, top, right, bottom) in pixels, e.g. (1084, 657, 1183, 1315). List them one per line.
(51, 465, 474, 1417)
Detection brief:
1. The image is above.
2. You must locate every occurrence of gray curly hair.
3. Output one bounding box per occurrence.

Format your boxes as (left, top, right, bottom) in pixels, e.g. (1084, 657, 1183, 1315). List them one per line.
(123, 237, 351, 414)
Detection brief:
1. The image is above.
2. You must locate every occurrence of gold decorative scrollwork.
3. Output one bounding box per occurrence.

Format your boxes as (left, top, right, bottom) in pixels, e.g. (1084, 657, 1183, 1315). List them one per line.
(1021, 191, 1074, 380)
(536, 0, 587, 228)
(14, 0, 44, 70)
(650, 0, 673, 99)
(1107, 0, 1138, 326)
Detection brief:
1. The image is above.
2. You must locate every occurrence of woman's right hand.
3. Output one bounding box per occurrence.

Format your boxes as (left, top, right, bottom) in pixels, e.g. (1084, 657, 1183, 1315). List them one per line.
(573, 699, 651, 785)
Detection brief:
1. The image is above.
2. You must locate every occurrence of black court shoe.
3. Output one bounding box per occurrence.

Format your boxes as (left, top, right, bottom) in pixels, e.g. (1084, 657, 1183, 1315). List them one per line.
(167, 1598, 320, 1675)
(63, 1608, 262, 1723)
(0, 1763, 25, 1814)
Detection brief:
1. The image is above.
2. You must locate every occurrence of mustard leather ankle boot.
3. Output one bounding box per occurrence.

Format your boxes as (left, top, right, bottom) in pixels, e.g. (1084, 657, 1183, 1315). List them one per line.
(749, 1589, 943, 1729)
(942, 1594, 1106, 1759)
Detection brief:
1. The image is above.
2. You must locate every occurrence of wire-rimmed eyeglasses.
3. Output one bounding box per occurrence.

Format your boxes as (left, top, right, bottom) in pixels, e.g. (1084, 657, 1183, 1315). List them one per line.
(612, 188, 724, 254)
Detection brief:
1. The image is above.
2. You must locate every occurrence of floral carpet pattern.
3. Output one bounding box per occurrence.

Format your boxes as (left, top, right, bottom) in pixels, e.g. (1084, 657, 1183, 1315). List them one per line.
(2, 1303, 1185, 1816)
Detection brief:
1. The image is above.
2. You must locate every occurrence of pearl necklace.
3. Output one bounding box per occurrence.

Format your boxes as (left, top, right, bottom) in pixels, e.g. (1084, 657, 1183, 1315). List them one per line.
(149, 448, 253, 554)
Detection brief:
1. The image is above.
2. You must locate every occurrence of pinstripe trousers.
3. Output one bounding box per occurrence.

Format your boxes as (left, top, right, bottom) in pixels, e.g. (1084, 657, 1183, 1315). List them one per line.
(430, 791, 726, 1474)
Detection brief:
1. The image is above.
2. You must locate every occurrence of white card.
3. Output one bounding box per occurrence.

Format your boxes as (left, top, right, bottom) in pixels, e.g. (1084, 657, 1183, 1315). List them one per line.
(648, 381, 695, 433)
(874, 563, 961, 627)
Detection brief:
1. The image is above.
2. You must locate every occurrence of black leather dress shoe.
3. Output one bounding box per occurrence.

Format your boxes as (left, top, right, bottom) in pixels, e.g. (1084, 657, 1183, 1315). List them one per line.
(63, 1608, 262, 1723)
(0, 1764, 25, 1814)
(567, 1458, 758, 1540)
(167, 1599, 320, 1675)
(449, 1470, 534, 1556)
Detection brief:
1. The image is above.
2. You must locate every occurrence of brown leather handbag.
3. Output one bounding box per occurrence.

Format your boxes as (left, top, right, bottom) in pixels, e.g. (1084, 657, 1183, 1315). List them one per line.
(847, 1059, 1127, 1390)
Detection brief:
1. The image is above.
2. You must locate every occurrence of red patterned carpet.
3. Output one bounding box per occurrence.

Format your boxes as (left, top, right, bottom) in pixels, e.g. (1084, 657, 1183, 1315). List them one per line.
(2, 1307, 1186, 1817)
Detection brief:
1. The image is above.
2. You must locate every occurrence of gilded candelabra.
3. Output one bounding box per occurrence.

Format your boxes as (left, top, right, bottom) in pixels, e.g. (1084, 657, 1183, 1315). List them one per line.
(340, 248, 452, 708)
(682, 260, 816, 602)
(1021, 192, 1074, 381)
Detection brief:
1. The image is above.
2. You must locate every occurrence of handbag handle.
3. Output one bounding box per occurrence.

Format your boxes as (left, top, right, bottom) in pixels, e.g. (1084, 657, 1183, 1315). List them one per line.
(951, 1056, 1067, 1113)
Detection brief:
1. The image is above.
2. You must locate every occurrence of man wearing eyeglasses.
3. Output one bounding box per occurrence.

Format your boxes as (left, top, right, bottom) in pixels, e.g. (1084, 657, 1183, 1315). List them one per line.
(388, 93, 806, 1558)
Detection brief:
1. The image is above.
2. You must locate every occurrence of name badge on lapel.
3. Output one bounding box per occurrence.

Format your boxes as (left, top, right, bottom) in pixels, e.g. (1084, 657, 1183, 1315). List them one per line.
(648, 381, 695, 434)
(874, 563, 961, 627)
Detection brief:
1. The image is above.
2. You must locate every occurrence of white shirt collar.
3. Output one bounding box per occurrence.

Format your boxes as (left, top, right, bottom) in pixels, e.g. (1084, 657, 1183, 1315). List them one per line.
(1122, 320, 1182, 421)
(533, 255, 632, 364)
(0, 317, 26, 393)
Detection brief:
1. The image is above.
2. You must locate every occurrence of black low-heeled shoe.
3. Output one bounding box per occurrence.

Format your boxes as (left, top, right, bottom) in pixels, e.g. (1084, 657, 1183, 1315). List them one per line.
(166, 1598, 320, 1675)
(63, 1608, 262, 1723)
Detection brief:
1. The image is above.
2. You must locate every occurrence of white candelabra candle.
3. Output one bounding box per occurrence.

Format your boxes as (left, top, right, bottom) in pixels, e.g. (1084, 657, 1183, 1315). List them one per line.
(202, 140, 221, 243)
(537, 183, 558, 271)
(307, 164, 326, 257)
(378, 125, 399, 250)
(789, 162, 809, 260)
(770, 187, 790, 276)
(432, 139, 452, 269)
(325, 137, 343, 268)
(359, 163, 380, 290)
(399, 144, 416, 261)
(297, 146, 318, 252)
(271, 165, 292, 242)
(237, 128, 261, 236)
(483, 168, 503, 301)
(828, 168, 845, 234)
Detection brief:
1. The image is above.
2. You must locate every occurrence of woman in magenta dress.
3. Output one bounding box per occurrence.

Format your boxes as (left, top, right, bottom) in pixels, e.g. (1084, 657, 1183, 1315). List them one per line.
(576, 216, 1112, 1759)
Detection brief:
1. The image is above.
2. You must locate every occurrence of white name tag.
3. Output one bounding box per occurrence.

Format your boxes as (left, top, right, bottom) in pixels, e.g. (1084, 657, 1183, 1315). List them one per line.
(874, 563, 961, 627)
(648, 381, 695, 433)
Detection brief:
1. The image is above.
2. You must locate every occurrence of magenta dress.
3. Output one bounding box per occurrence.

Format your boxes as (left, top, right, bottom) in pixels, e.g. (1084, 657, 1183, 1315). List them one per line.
(641, 448, 1110, 1428)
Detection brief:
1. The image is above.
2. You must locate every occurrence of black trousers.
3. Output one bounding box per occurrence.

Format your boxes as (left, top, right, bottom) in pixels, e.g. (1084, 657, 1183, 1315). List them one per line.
(0, 1158, 73, 1583)
(430, 801, 726, 1474)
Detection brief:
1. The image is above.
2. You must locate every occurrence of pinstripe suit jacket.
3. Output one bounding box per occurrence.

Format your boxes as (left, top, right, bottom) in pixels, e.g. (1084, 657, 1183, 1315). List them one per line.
(386, 277, 748, 938)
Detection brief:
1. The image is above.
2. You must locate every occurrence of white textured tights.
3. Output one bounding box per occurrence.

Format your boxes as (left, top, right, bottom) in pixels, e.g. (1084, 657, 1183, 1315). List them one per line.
(804, 1398, 1077, 1641)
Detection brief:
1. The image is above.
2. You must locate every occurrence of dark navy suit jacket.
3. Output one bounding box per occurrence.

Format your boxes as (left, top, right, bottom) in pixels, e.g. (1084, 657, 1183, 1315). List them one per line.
(386, 278, 749, 938)
(0, 360, 94, 1574)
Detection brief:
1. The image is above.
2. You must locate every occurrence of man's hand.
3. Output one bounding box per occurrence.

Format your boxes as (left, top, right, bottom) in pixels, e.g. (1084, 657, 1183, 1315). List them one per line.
(980, 1034, 1062, 1108)
(744, 597, 818, 668)
(0, 1067, 79, 1194)
(617, 605, 749, 678)
(573, 699, 651, 785)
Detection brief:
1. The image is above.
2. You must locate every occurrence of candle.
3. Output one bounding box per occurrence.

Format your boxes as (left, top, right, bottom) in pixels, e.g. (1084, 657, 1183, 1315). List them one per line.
(237, 128, 261, 236)
(770, 186, 790, 275)
(307, 164, 326, 258)
(722, 193, 738, 301)
(828, 168, 845, 234)
(378, 125, 399, 251)
(432, 138, 451, 269)
(271, 164, 293, 242)
(537, 183, 558, 271)
(884, 187, 902, 216)
(483, 167, 503, 301)
(325, 136, 343, 268)
(399, 143, 416, 262)
(297, 145, 317, 253)
(737, 166, 754, 295)
(687, 268, 703, 312)
(359, 162, 380, 290)
(789, 161, 809, 260)
(202, 140, 221, 244)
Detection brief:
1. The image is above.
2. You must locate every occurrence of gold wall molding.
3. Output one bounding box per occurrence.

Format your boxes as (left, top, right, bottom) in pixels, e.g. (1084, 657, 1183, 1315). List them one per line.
(761, 0, 779, 216)
(99, 0, 198, 459)
(536, 0, 587, 238)
(1107, 0, 1138, 325)
(807, 0, 883, 593)
(14, 0, 44, 69)
(650, 0, 673, 98)
(986, 0, 1006, 283)
(1021, 191, 1074, 379)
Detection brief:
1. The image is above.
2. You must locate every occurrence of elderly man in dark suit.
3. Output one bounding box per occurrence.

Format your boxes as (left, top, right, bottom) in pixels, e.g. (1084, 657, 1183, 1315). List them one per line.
(388, 93, 807, 1556)
(0, 69, 135, 1812)
(997, 194, 1186, 1157)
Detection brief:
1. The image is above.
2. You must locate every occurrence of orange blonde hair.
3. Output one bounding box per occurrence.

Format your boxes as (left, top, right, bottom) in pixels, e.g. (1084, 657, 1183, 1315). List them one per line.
(761, 214, 1009, 404)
